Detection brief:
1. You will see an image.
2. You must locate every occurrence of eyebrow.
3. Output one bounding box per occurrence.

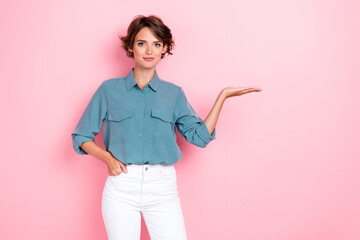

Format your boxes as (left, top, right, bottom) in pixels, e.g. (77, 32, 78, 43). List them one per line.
(136, 39, 162, 43)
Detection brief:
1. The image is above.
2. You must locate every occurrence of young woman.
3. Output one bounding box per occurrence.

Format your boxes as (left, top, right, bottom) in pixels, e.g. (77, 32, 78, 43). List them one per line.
(71, 15, 261, 240)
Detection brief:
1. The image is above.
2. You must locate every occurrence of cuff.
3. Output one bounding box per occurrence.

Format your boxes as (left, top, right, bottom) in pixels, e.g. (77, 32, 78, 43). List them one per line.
(72, 134, 94, 155)
(196, 121, 216, 145)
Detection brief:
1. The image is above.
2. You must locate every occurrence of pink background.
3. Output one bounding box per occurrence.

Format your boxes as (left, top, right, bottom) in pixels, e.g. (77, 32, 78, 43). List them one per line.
(1, 0, 359, 239)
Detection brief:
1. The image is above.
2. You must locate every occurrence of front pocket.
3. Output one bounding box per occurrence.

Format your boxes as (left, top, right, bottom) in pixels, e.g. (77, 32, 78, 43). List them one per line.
(151, 108, 174, 123)
(107, 109, 134, 122)
(108, 172, 126, 178)
(106, 109, 135, 144)
(158, 166, 177, 178)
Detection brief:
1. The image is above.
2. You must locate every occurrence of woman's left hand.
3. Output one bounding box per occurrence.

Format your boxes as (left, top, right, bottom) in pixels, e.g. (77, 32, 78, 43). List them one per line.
(220, 86, 262, 99)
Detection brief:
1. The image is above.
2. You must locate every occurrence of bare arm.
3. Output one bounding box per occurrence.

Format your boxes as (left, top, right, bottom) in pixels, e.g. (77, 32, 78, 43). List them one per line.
(204, 86, 262, 134)
(80, 140, 128, 175)
(204, 94, 226, 135)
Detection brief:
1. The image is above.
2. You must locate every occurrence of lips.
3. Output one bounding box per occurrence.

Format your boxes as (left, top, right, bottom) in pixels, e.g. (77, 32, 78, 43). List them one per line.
(143, 57, 155, 62)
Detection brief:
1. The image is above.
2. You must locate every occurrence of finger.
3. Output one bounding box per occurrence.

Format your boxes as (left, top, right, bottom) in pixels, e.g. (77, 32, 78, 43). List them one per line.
(120, 163, 128, 174)
(238, 87, 262, 92)
(107, 166, 114, 176)
(240, 89, 261, 94)
(109, 170, 121, 176)
(251, 88, 262, 92)
(113, 167, 123, 175)
(242, 87, 261, 92)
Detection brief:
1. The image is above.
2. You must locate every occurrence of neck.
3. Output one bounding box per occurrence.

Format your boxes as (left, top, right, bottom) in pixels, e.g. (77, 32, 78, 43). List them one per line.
(133, 65, 156, 89)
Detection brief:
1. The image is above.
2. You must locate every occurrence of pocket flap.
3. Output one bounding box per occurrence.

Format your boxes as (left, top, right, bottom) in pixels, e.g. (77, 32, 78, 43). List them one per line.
(108, 109, 133, 121)
(151, 108, 174, 123)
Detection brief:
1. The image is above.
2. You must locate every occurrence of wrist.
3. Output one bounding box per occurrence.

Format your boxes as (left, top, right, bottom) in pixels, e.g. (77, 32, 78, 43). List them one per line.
(218, 91, 227, 102)
(102, 151, 113, 165)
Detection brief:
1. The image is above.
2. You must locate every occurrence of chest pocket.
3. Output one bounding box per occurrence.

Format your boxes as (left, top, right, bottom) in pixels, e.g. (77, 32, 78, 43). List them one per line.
(107, 109, 134, 122)
(151, 108, 174, 123)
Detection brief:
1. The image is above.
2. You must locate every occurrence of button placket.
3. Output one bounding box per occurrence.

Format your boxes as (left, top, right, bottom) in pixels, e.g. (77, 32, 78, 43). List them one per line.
(140, 87, 146, 108)
(138, 90, 145, 157)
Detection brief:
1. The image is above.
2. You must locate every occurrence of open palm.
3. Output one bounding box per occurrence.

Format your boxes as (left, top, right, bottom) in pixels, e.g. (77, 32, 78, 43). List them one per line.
(222, 87, 262, 98)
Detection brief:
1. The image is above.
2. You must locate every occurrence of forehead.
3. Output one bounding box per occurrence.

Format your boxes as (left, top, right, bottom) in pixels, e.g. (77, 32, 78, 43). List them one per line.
(135, 27, 161, 41)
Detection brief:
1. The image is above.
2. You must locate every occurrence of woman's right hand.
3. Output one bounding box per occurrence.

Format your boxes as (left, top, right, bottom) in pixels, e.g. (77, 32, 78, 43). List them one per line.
(79, 141, 128, 176)
(105, 152, 128, 176)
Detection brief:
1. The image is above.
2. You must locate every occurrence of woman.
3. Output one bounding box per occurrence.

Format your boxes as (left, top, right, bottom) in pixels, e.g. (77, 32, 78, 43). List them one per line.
(71, 15, 261, 240)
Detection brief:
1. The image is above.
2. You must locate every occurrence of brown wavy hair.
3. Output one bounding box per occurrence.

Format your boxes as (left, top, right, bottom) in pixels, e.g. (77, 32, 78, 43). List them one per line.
(119, 15, 175, 59)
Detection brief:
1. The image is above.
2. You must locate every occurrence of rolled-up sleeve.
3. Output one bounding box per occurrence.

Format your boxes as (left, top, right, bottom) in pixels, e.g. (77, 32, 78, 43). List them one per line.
(174, 88, 216, 148)
(71, 82, 108, 154)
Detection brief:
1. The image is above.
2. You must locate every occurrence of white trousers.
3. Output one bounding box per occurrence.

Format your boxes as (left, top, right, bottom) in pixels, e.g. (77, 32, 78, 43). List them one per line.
(102, 163, 188, 240)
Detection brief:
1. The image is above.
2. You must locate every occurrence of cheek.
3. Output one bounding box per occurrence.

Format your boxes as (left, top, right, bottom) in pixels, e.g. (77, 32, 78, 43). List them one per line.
(134, 45, 145, 52)
(156, 48, 165, 56)
(133, 48, 142, 55)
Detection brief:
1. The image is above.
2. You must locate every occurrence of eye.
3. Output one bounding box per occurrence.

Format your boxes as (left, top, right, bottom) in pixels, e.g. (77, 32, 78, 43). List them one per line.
(137, 42, 144, 46)
(155, 43, 162, 47)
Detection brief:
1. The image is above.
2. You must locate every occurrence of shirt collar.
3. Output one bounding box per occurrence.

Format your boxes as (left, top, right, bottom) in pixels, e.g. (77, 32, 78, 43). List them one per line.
(125, 68, 160, 92)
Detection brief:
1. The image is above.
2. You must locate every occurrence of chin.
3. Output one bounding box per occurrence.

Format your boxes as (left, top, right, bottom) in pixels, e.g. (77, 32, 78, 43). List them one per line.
(143, 61, 160, 67)
(138, 63, 157, 69)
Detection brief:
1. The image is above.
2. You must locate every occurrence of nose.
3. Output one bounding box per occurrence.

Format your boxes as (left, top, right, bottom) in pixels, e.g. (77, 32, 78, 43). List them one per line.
(145, 46, 152, 55)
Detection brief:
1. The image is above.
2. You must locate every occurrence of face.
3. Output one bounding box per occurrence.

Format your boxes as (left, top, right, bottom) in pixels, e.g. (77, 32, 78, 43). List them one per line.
(128, 27, 167, 70)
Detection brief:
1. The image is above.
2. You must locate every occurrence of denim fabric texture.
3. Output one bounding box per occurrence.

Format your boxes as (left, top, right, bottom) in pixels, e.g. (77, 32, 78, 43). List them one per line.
(71, 68, 216, 165)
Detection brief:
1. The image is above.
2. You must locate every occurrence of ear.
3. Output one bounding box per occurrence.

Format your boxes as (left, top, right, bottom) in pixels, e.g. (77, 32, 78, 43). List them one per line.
(162, 45, 167, 54)
(128, 47, 133, 53)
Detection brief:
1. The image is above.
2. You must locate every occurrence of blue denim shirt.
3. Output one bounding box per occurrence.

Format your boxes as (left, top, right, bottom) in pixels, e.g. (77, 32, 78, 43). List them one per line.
(71, 68, 216, 165)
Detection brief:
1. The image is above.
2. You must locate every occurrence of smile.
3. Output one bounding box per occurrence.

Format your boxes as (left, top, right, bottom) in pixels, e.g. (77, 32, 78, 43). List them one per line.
(143, 57, 155, 62)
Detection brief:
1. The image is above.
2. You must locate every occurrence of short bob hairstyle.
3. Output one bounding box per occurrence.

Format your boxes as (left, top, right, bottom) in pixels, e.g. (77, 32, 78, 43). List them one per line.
(119, 15, 175, 59)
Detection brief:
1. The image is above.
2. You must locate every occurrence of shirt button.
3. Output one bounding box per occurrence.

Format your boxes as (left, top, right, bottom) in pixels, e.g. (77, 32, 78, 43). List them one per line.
(140, 120, 143, 123)
(139, 134, 142, 137)
(145, 166, 148, 171)
(139, 148, 143, 152)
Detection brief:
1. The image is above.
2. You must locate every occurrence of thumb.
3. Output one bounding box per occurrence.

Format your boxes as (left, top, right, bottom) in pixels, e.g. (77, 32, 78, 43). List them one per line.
(121, 163, 128, 174)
